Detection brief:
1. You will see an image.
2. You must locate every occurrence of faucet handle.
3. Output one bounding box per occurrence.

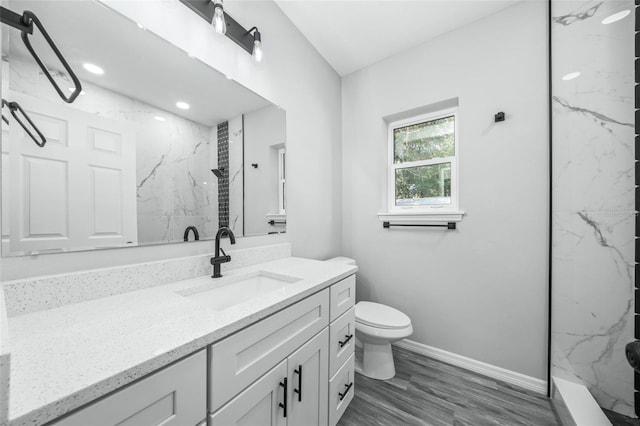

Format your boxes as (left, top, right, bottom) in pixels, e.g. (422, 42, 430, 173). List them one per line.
(219, 247, 227, 257)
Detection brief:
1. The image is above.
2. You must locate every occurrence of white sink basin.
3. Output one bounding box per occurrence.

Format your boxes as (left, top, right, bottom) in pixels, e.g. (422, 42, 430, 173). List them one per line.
(180, 271, 302, 311)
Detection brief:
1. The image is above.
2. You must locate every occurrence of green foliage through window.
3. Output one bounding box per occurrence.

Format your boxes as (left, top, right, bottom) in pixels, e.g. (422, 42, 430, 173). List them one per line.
(395, 163, 451, 206)
(393, 116, 455, 164)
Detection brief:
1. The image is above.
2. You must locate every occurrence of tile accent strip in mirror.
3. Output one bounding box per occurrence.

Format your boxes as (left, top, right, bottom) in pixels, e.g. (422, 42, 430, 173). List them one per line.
(1, 243, 291, 317)
(218, 121, 230, 228)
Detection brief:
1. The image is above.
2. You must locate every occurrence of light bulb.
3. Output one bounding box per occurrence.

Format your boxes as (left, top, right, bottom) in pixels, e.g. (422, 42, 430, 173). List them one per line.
(212, 0, 226, 35)
(252, 39, 263, 63)
(83, 63, 104, 75)
(601, 10, 630, 25)
(562, 71, 581, 81)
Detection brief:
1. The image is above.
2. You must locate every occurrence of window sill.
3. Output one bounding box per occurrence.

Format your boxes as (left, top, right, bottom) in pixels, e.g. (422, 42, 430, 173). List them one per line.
(266, 213, 286, 221)
(377, 210, 465, 225)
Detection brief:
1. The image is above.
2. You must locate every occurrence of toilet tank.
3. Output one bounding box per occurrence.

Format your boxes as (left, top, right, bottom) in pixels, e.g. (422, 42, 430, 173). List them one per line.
(326, 257, 357, 266)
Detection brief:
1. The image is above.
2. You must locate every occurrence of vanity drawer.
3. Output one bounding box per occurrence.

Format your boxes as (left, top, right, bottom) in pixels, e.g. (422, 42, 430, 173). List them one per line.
(209, 289, 330, 412)
(329, 307, 355, 377)
(52, 350, 206, 426)
(328, 353, 355, 426)
(329, 275, 355, 322)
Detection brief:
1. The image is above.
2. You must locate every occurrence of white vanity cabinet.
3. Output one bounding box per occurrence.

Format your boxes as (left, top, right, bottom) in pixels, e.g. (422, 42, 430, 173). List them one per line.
(210, 329, 328, 426)
(51, 350, 207, 426)
(209, 274, 356, 426)
(208, 289, 330, 412)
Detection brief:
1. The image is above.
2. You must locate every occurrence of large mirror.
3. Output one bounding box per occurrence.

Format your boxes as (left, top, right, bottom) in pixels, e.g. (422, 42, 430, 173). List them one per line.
(0, 0, 286, 256)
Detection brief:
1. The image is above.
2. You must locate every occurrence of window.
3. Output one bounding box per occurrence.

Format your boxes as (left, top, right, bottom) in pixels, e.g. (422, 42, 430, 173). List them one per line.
(387, 108, 459, 213)
(278, 148, 286, 214)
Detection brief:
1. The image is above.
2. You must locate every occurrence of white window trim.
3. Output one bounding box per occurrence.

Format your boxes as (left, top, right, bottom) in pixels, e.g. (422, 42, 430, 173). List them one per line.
(278, 148, 286, 215)
(379, 107, 464, 224)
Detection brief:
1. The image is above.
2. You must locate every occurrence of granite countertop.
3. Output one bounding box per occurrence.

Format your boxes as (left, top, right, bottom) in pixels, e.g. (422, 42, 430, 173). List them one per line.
(6, 257, 356, 426)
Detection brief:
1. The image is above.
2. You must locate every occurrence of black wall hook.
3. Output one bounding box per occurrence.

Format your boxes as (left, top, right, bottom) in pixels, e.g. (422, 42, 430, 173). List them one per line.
(494, 112, 505, 122)
(2, 99, 46, 147)
(1, 7, 82, 104)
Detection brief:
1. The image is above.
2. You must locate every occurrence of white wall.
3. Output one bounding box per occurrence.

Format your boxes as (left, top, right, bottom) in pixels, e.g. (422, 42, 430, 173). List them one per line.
(1, 0, 342, 280)
(342, 1, 548, 379)
(244, 105, 286, 236)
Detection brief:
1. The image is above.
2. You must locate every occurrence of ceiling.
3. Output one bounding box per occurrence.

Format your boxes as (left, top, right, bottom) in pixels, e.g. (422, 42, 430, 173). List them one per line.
(274, 0, 525, 76)
(4, 0, 271, 127)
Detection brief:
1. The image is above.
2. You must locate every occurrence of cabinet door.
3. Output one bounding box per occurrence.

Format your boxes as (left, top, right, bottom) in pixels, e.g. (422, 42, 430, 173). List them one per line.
(52, 351, 206, 426)
(287, 328, 329, 426)
(210, 360, 287, 426)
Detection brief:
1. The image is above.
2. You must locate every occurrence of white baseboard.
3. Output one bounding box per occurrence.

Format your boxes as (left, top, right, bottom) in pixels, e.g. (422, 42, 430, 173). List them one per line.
(393, 339, 547, 394)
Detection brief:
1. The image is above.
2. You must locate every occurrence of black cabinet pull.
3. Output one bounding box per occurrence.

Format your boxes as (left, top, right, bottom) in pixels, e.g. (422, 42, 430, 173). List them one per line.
(294, 365, 302, 402)
(279, 378, 287, 418)
(338, 382, 353, 401)
(339, 334, 353, 348)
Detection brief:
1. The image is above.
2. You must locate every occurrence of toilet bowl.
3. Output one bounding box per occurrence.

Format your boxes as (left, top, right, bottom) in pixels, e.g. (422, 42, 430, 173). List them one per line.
(325, 257, 413, 381)
(355, 301, 412, 380)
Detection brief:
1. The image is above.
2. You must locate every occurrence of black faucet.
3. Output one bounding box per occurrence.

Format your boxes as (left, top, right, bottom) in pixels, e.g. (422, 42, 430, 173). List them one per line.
(183, 226, 199, 242)
(211, 227, 236, 278)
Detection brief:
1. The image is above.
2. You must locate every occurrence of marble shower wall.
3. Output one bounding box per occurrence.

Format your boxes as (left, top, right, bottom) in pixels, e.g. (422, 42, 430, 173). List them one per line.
(551, 0, 635, 417)
(228, 115, 244, 236)
(4, 56, 218, 245)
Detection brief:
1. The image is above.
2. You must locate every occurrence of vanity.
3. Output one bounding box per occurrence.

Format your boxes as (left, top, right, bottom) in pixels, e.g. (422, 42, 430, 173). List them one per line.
(3, 255, 356, 426)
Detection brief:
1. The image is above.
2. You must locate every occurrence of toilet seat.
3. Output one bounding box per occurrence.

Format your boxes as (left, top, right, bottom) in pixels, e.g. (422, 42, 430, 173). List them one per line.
(356, 301, 411, 329)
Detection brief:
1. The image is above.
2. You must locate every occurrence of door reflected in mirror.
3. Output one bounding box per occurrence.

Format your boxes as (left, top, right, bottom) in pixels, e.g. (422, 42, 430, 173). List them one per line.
(1, 0, 286, 257)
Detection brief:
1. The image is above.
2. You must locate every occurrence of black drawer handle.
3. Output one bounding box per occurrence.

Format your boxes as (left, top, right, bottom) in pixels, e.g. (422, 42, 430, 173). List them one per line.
(339, 334, 353, 348)
(338, 382, 353, 401)
(294, 365, 302, 402)
(279, 378, 287, 418)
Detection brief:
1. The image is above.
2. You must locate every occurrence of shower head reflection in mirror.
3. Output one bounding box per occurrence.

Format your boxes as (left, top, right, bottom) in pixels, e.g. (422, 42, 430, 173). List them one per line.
(0, 0, 286, 257)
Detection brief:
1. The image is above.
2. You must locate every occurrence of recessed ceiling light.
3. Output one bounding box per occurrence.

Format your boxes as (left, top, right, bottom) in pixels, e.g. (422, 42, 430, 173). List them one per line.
(154, 116, 166, 122)
(562, 71, 581, 81)
(602, 10, 630, 25)
(67, 87, 85, 95)
(83, 63, 104, 75)
(176, 101, 190, 110)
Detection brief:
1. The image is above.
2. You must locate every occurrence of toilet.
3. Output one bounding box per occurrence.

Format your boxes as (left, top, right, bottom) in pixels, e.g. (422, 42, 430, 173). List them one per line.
(326, 257, 413, 381)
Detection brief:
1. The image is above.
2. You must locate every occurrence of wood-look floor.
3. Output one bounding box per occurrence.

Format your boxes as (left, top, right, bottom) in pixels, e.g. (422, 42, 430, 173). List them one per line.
(604, 409, 640, 426)
(338, 346, 560, 426)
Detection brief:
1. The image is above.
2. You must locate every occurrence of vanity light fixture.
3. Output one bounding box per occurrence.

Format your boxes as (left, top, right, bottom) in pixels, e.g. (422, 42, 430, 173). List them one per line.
(176, 101, 190, 110)
(211, 0, 226, 35)
(179, 0, 264, 63)
(248, 27, 262, 63)
(601, 9, 630, 25)
(83, 63, 104, 75)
